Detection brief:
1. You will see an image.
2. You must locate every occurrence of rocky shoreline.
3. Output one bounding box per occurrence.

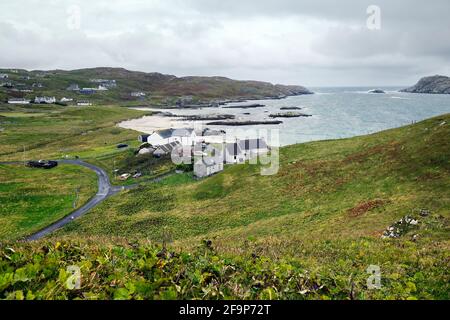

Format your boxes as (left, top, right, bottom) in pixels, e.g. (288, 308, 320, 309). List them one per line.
(401, 75, 450, 94)
(206, 120, 283, 126)
(269, 112, 312, 118)
(222, 103, 266, 109)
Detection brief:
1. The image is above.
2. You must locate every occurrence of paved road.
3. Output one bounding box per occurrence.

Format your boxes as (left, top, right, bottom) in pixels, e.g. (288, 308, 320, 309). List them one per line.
(2, 160, 174, 241)
(25, 160, 122, 241)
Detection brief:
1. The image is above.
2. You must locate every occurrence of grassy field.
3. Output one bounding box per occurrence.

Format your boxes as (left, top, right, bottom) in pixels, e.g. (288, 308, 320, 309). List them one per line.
(0, 105, 148, 162)
(56, 114, 450, 245)
(0, 113, 448, 300)
(0, 164, 97, 240)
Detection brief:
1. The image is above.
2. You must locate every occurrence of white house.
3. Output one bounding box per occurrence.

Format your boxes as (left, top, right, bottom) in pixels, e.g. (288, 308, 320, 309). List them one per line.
(60, 97, 74, 102)
(8, 98, 30, 104)
(131, 91, 146, 97)
(238, 138, 269, 160)
(147, 128, 197, 147)
(34, 96, 56, 104)
(77, 100, 92, 106)
(223, 142, 245, 164)
(194, 157, 224, 178)
(97, 85, 109, 91)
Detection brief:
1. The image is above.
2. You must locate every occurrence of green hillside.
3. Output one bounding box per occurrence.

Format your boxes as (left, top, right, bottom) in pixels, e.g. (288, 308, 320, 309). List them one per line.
(57, 114, 450, 246)
(0, 114, 448, 300)
(0, 68, 312, 106)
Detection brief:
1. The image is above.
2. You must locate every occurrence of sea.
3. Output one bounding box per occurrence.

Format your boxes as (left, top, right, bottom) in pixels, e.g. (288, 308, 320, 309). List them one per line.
(119, 87, 450, 147)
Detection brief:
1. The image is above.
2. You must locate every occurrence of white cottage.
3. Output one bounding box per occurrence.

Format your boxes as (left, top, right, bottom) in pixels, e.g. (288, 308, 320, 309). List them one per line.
(147, 128, 197, 147)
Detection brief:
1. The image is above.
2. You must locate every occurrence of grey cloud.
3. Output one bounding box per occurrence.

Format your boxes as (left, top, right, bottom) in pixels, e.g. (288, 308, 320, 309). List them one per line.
(0, 0, 449, 86)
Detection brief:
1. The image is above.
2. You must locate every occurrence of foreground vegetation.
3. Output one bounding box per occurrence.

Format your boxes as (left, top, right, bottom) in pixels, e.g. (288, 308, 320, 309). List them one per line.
(0, 237, 447, 300)
(0, 164, 97, 240)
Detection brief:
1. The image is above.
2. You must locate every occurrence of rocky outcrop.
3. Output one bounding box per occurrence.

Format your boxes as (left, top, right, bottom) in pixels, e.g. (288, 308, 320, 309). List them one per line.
(401, 75, 450, 94)
(368, 89, 386, 94)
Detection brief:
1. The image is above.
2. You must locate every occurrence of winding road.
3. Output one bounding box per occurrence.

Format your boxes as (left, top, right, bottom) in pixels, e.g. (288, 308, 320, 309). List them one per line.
(1, 159, 157, 241)
(25, 160, 124, 241)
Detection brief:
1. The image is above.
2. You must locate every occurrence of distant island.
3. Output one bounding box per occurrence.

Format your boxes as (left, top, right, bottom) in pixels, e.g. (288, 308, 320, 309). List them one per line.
(401, 75, 450, 94)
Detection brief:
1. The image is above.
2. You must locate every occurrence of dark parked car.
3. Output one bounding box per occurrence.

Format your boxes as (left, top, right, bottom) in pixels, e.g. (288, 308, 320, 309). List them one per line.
(26, 160, 58, 169)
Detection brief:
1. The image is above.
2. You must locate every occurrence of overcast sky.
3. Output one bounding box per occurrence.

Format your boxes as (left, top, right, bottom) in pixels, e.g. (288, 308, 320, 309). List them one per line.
(1, 0, 449, 86)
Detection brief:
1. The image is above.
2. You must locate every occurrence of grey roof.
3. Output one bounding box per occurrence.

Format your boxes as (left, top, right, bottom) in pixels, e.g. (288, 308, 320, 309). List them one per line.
(238, 139, 268, 151)
(155, 141, 182, 153)
(156, 128, 195, 139)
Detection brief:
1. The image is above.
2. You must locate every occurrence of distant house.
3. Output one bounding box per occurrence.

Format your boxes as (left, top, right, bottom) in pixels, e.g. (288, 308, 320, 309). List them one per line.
(19, 88, 34, 93)
(1, 82, 13, 88)
(153, 141, 182, 158)
(147, 128, 197, 146)
(97, 85, 108, 91)
(131, 91, 146, 97)
(0, 74, 8, 79)
(60, 97, 74, 102)
(77, 100, 92, 106)
(8, 98, 30, 105)
(66, 83, 80, 91)
(34, 96, 56, 104)
(90, 79, 117, 88)
(32, 83, 44, 88)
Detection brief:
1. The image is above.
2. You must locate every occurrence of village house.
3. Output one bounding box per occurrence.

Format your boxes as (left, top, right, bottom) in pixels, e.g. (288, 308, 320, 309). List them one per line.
(238, 138, 269, 159)
(32, 83, 44, 88)
(34, 96, 56, 104)
(77, 100, 92, 106)
(97, 85, 108, 91)
(90, 79, 117, 88)
(224, 142, 245, 164)
(193, 144, 224, 178)
(194, 157, 224, 178)
(146, 128, 197, 146)
(131, 91, 146, 97)
(60, 97, 74, 102)
(8, 98, 31, 105)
